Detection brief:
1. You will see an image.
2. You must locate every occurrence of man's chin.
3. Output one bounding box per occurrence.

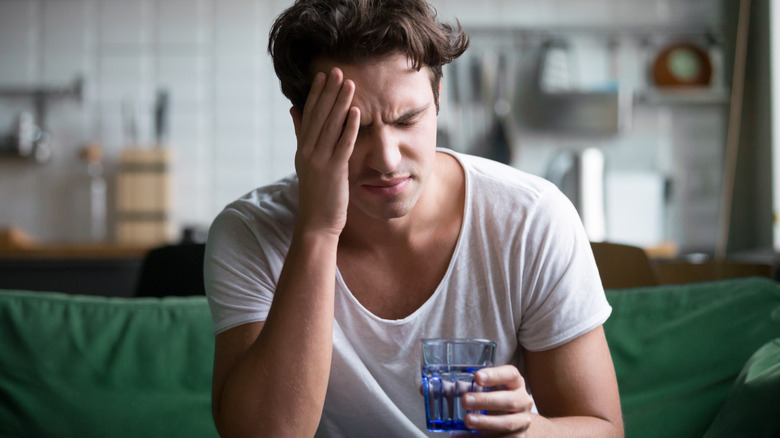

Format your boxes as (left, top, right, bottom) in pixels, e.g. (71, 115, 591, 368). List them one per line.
(349, 197, 418, 222)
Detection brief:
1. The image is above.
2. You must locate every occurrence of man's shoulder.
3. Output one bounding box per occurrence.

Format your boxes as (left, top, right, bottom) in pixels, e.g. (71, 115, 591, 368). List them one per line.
(213, 174, 299, 229)
(451, 150, 557, 199)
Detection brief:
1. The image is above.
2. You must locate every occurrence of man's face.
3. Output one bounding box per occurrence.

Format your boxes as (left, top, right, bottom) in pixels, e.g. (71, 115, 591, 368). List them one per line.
(311, 53, 439, 222)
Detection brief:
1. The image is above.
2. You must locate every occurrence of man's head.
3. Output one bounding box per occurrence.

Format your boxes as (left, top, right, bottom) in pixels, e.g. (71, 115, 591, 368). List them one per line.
(268, 0, 469, 112)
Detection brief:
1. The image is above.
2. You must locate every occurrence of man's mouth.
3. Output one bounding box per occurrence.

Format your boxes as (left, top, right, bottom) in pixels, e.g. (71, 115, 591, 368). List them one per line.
(361, 177, 411, 196)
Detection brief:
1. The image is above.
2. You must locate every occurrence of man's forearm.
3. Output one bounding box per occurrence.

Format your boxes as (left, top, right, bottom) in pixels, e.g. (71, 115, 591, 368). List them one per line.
(215, 230, 340, 438)
(528, 414, 624, 438)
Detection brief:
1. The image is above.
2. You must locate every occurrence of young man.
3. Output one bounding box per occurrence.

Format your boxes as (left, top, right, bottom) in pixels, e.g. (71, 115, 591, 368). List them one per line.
(204, 1, 623, 437)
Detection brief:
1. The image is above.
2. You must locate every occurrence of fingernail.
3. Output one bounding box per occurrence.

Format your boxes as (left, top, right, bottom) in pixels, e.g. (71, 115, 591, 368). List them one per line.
(463, 394, 474, 405)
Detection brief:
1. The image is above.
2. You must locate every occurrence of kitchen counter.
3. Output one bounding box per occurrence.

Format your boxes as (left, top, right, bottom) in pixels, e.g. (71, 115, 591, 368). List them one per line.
(0, 227, 154, 259)
(0, 242, 152, 259)
(0, 228, 154, 296)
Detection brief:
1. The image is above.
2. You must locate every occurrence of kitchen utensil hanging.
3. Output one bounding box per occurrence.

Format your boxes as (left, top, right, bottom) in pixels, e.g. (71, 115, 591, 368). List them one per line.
(513, 37, 631, 136)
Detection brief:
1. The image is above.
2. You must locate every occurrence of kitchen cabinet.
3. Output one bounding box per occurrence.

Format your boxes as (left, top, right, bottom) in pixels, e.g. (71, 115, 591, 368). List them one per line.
(0, 257, 143, 297)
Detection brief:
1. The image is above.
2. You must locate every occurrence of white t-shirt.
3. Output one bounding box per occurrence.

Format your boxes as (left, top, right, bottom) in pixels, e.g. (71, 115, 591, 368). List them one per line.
(204, 149, 611, 438)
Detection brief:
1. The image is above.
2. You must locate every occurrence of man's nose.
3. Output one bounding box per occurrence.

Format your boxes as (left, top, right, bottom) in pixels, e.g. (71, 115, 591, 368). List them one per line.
(366, 127, 402, 175)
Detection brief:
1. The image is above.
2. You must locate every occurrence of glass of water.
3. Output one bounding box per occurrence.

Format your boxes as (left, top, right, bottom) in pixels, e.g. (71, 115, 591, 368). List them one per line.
(421, 338, 496, 432)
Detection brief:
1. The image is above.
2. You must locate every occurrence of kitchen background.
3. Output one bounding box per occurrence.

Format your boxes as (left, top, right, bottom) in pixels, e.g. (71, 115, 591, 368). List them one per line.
(0, 0, 776, 260)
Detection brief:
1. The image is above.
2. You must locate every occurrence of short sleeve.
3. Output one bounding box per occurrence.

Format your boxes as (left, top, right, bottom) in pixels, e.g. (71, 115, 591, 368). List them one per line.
(517, 186, 611, 351)
(204, 206, 283, 335)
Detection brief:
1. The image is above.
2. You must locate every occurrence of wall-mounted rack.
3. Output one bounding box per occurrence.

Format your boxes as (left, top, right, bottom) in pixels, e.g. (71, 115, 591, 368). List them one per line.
(0, 76, 84, 163)
(0, 76, 84, 130)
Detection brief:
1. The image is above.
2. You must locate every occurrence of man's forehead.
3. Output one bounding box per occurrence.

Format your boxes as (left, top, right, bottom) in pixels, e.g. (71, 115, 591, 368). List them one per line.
(309, 53, 432, 81)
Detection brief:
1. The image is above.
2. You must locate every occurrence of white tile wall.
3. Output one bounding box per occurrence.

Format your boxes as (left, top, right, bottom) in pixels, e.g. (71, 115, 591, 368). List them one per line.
(155, 0, 213, 47)
(98, 0, 152, 47)
(496, 0, 559, 27)
(0, 1, 39, 85)
(0, 0, 726, 251)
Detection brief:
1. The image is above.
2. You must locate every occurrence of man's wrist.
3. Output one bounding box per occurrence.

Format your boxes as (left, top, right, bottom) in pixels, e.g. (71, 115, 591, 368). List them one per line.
(292, 223, 341, 253)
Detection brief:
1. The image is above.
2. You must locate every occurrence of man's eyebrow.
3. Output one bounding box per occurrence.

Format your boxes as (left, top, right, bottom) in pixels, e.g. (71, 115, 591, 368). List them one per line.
(395, 104, 430, 123)
(360, 103, 431, 129)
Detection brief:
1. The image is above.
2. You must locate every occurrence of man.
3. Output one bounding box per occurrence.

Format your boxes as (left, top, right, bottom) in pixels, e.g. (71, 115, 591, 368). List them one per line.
(204, 1, 623, 437)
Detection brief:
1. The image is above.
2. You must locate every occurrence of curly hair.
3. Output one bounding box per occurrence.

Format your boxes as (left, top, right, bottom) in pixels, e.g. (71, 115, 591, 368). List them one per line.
(268, 0, 469, 111)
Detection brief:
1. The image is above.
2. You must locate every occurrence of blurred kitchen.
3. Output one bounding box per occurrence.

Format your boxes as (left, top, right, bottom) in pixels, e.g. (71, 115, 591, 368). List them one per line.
(1, 0, 778, 294)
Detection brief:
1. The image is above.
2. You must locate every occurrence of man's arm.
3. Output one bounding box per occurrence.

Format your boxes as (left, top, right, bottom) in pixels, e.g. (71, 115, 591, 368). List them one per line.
(210, 68, 360, 438)
(460, 326, 623, 437)
(524, 325, 623, 437)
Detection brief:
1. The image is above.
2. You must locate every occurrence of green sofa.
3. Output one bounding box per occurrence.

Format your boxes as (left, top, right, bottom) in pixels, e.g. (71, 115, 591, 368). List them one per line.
(605, 277, 780, 437)
(0, 293, 218, 438)
(1, 277, 779, 437)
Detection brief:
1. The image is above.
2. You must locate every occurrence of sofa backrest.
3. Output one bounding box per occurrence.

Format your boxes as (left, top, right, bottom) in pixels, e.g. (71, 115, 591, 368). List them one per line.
(0, 290, 218, 438)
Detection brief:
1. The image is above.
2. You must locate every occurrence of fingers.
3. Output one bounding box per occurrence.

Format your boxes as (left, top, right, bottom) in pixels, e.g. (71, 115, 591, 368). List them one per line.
(315, 74, 355, 158)
(462, 390, 533, 435)
(461, 365, 534, 435)
(302, 71, 327, 120)
(475, 365, 525, 391)
(461, 389, 533, 415)
(298, 68, 356, 158)
(464, 411, 531, 436)
(333, 102, 360, 163)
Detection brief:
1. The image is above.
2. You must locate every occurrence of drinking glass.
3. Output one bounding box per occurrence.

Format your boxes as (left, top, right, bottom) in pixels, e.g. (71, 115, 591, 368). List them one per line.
(421, 338, 496, 432)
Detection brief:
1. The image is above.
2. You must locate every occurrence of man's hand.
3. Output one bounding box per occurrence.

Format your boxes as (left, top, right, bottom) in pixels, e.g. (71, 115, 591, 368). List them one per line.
(290, 67, 361, 237)
(456, 365, 534, 437)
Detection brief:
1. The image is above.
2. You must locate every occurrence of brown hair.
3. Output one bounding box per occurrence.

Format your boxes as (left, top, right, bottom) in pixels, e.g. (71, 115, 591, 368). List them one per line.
(268, 0, 469, 111)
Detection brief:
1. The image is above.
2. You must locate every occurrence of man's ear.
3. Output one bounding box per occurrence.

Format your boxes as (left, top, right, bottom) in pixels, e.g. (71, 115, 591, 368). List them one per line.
(290, 106, 303, 137)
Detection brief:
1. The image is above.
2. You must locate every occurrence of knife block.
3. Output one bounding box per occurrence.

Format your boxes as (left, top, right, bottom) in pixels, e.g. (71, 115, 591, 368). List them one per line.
(115, 147, 174, 245)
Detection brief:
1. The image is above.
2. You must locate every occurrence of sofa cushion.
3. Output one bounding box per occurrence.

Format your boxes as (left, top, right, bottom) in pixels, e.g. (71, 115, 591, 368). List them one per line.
(703, 338, 780, 437)
(0, 290, 218, 438)
(604, 277, 780, 438)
